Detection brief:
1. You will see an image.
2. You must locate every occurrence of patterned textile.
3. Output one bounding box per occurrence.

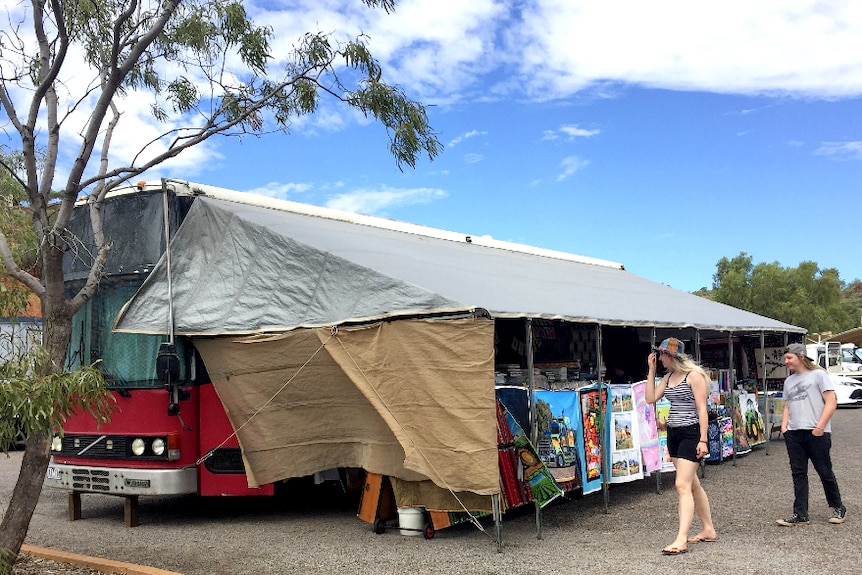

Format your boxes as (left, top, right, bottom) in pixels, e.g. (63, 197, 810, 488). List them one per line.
(705, 416, 733, 462)
(496, 399, 562, 508)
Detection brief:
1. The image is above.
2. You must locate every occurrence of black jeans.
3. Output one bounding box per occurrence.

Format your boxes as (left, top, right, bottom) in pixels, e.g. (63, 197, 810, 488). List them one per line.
(784, 429, 843, 517)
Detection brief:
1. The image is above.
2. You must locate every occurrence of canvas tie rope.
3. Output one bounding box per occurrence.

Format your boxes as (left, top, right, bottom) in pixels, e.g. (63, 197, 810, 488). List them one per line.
(193, 333, 334, 467)
(332, 332, 491, 536)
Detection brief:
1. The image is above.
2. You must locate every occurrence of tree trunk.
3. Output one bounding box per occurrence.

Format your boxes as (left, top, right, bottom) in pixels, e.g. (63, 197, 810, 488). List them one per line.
(0, 246, 73, 575)
(0, 433, 51, 575)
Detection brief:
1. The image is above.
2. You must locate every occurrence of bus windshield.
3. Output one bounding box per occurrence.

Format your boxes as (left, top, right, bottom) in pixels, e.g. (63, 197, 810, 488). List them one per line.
(66, 277, 188, 389)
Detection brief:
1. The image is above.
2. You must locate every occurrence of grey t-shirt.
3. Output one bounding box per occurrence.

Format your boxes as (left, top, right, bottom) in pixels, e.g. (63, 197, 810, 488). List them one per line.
(783, 369, 834, 432)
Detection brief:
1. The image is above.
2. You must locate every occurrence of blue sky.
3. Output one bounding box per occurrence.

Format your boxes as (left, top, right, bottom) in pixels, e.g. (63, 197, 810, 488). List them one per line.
(213, 89, 862, 293)
(6, 1, 862, 293)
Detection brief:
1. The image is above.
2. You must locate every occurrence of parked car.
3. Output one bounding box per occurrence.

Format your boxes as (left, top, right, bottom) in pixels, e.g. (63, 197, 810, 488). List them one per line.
(841, 345, 862, 372)
(832, 374, 862, 407)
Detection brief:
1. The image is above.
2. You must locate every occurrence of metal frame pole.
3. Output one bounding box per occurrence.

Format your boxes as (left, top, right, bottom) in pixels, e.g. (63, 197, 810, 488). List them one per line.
(493, 493, 503, 552)
(728, 332, 738, 466)
(525, 318, 542, 539)
(695, 330, 706, 480)
(597, 324, 609, 514)
(761, 331, 770, 455)
(651, 327, 661, 494)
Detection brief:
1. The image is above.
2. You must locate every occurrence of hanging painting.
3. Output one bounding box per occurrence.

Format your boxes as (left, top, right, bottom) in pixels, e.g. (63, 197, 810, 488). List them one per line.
(726, 391, 752, 454)
(739, 389, 767, 447)
(609, 384, 644, 484)
(764, 395, 785, 440)
(755, 347, 790, 380)
(631, 380, 661, 473)
(578, 384, 610, 494)
(655, 398, 675, 472)
(533, 389, 583, 491)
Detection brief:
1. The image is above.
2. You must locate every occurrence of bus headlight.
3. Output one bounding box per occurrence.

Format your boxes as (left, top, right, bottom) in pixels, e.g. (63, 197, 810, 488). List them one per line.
(151, 438, 166, 456)
(131, 438, 146, 456)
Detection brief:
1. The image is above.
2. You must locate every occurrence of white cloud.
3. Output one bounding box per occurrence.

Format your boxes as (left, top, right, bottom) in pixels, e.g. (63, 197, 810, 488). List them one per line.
(1, 26, 225, 189)
(559, 125, 600, 140)
(515, 1, 862, 100)
(556, 155, 590, 181)
(325, 185, 448, 214)
(464, 153, 484, 164)
(813, 141, 862, 160)
(243, 182, 314, 199)
(8, 0, 862, 196)
(250, 0, 862, 103)
(448, 129, 488, 147)
(252, 0, 508, 103)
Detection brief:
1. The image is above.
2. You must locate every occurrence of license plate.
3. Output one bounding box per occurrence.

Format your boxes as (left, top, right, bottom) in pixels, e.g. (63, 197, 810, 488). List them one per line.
(124, 478, 150, 488)
(46, 466, 61, 480)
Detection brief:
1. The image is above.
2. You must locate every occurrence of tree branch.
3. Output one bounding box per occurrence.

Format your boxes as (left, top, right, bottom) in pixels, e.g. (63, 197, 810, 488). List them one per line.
(0, 231, 44, 297)
(62, 0, 182, 212)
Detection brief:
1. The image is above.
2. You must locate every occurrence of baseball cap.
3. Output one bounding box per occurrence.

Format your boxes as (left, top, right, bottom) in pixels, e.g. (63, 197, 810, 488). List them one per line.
(786, 343, 813, 360)
(655, 337, 685, 357)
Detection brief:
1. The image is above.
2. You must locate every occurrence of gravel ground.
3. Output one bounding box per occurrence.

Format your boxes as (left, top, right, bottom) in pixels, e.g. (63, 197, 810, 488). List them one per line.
(13, 555, 101, 575)
(4, 409, 862, 575)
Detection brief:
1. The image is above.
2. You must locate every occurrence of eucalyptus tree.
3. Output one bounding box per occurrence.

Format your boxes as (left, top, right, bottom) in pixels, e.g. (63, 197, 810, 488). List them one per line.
(0, 152, 35, 319)
(710, 252, 858, 334)
(0, 1, 440, 570)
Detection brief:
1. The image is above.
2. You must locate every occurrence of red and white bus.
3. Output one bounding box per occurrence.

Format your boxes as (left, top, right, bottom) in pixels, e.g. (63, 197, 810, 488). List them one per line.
(45, 182, 276, 524)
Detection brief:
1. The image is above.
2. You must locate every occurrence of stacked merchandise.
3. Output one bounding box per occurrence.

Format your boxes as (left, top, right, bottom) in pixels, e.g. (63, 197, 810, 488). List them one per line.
(534, 361, 581, 390)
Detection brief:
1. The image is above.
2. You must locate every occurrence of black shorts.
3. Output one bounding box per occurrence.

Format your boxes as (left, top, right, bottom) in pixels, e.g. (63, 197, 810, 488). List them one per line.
(667, 423, 701, 462)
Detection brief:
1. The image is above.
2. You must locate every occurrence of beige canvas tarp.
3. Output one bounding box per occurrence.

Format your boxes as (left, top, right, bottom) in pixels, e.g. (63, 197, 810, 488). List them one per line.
(193, 317, 499, 496)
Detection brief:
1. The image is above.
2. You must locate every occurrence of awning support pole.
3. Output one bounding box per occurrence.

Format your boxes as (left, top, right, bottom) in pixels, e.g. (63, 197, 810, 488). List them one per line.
(160, 178, 175, 345)
(729, 332, 738, 466)
(696, 330, 705, 480)
(597, 324, 610, 514)
(652, 327, 661, 494)
(525, 318, 542, 539)
(492, 493, 503, 552)
(761, 331, 770, 456)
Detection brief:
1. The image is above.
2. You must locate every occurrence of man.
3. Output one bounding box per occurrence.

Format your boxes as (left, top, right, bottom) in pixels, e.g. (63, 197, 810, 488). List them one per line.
(776, 343, 846, 526)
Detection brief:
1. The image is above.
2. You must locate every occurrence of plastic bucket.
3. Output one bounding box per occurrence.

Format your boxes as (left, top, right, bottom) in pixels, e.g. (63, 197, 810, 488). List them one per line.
(397, 507, 424, 536)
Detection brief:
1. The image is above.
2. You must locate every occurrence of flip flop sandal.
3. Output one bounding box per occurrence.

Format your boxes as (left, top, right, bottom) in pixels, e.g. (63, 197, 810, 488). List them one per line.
(687, 536, 718, 543)
(662, 547, 688, 555)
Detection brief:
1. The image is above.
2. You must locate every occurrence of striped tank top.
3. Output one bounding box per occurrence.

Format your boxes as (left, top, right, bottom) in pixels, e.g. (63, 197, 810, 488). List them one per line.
(664, 373, 700, 427)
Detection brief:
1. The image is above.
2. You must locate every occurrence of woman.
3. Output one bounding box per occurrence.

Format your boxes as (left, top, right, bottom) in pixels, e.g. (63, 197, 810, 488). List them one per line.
(776, 343, 846, 526)
(646, 337, 717, 555)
